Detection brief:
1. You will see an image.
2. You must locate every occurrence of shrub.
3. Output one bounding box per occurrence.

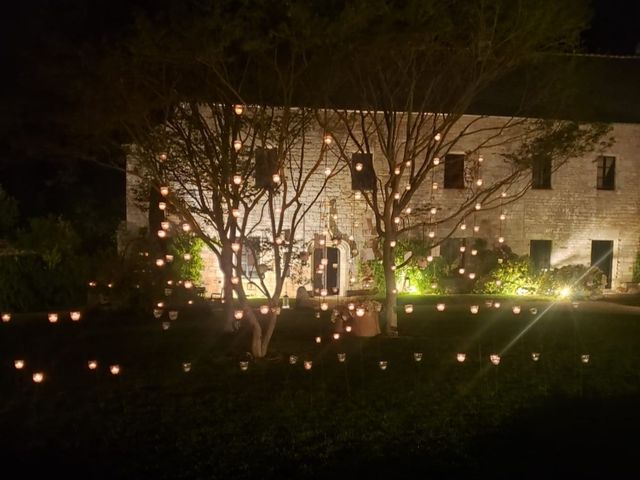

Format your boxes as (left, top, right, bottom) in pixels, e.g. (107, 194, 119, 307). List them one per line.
(475, 257, 541, 295)
(539, 264, 605, 298)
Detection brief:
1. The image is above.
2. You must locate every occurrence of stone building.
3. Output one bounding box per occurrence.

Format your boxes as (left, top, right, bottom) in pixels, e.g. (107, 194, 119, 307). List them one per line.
(126, 55, 640, 294)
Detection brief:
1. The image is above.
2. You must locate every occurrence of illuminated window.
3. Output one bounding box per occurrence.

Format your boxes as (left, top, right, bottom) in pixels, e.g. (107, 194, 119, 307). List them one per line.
(444, 154, 465, 189)
(596, 155, 615, 190)
(532, 157, 552, 189)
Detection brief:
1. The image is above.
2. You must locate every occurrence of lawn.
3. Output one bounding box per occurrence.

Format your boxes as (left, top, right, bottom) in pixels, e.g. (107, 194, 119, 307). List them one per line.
(1, 295, 639, 479)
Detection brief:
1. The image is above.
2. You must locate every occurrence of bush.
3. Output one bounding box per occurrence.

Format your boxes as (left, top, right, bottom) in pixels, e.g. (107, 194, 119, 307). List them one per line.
(475, 257, 541, 295)
(539, 264, 605, 298)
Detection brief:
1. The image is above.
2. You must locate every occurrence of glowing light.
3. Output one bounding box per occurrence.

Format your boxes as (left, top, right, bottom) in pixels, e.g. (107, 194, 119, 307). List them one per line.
(184, 280, 193, 289)
(473, 225, 480, 233)
(234, 104, 244, 115)
(430, 207, 437, 215)
(433, 157, 440, 165)
(458, 268, 465, 275)
(233, 175, 242, 186)
(355, 163, 363, 172)
(70, 311, 81, 321)
(153, 309, 163, 319)
(434, 133, 441, 141)
(393, 192, 400, 200)
(345, 325, 352, 333)
(470, 305, 479, 314)
(182, 362, 192, 372)
(390, 240, 397, 247)
(289, 355, 298, 365)
(323, 133, 332, 144)
(158, 202, 167, 211)
(231, 277, 240, 285)
(394, 167, 401, 175)
(315, 336, 322, 344)
(356, 307, 365, 317)
(158, 153, 167, 162)
(272, 173, 281, 183)
(413, 352, 423, 362)
(347, 302, 355, 311)
(168, 311, 178, 321)
(456, 353, 466, 363)
(156, 259, 165, 267)
(500, 213, 506, 221)
(354, 191, 362, 200)
(476, 179, 483, 186)
(332, 333, 340, 340)
(48, 313, 58, 324)
(494, 302, 501, 308)
(581, 354, 590, 364)
(490, 354, 501, 365)
(233, 310, 244, 320)
(160, 186, 169, 196)
(475, 203, 481, 210)
(427, 255, 433, 262)
(157, 230, 167, 239)
(531, 352, 541, 362)
(404, 304, 414, 314)
(161, 321, 170, 330)
(160, 221, 169, 230)
(468, 273, 476, 280)
(471, 249, 478, 256)
(231, 242, 241, 253)
(304, 360, 313, 370)
(320, 302, 329, 311)
(32, 372, 44, 383)
(393, 216, 401, 224)
(436, 303, 445, 312)
(530, 307, 538, 315)
(88, 360, 98, 370)
(378, 360, 388, 370)
(183, 253, 192, 261)
(432, 182, 438, 190)
(109, 365, 120, 375)
(337, 353, 346, 362)
(2, 313, 11, 322)
(165, 255, 173, 263)
(512, 306, 521, 314)
(233, 140, 242, 152)
(282, 294, 290, 309)
(498, 236, 505, 243)
(182, 223, 191, 232)
(239, 361, 249, 371)
(559, 287, 571, 298)
(260, 305, 270, 315)
(14, 359, 25, 369)
(428, 231, 435, 238)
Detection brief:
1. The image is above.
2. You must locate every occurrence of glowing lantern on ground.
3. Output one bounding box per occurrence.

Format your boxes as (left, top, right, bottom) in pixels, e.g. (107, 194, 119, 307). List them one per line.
(490, 354, 501, 365)
(413, 352, 423, 362)
(378, 361, 388, 370)
(109, 365, 120, 375)
(531, 352, 541, 362)
(337, 352, 347, 363)
(88, 360, 98, 370)
(304, 360, 313, 370)
(530, 307, 538, 315)
(182, 362, 192, 372)
(333, 333, 340, 340)
(456, 353, 466, 363)
(239, 361, 249, 371)
(436, 303, 445, 312)
(512, 306, 521, 314)
(470, 305, 479, 314)
(32, 372, 44, 383)
(183, 253, 191, 261)
(156, 259, 165, 267)
(168, 311, 179, 321)
(581, 354, 590, 364)
(153, 309, 163, 319)
(282, 294, 290, 309)
(289, 355, 298, 365)
(184, 281, 193, 289)
(347, 303, 355, 311)
(48, 313, 58, 324)
(70, 311, 81, 321)
(404, 304, 414, 314)
(14, 360, 25, 370)
(493, 302, 501, 309)
(162, 321, 170, 330)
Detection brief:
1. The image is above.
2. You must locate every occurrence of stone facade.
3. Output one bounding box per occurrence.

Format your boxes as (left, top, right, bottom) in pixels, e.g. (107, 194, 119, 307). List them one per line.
(126, 116, 640, 294)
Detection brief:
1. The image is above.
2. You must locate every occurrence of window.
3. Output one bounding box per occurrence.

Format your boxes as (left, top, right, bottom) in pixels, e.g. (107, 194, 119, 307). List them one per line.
(351, 153, 376, 190)
(444, 154, 465, 189)
(596, 155, 615, 190)
(254, 147, 279, 188)
(530, 240, 551, 272)
(240, 237, 261, 278)
(532, 157, 552, 189)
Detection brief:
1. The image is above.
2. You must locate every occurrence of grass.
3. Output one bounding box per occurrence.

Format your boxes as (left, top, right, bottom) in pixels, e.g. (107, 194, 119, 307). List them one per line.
(1, 295, 639, 479)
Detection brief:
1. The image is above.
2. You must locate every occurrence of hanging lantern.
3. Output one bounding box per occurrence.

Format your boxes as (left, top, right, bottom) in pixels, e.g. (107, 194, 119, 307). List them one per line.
(430, 207, 437, 215)
(393, 216, 401, 224)
(168, 311, 179, 321)
(347, 302, 355, 311)
(512, 306, 521, 314)
(494, 302, 501, 308)
(355, 307, 365, 317)
(32, 372, 45, 383)
(427, 255, 433, 262)
(157, 230, 167, 239)
(460, 246, 466, 252)
(239, 361, 249, 371)
(70, 311, 81, 322)
(471, 249, 478, 256)
(413, 352, 423, 362)
(304, 360, 313, 370)
(332, 333, 340, 340)
(109, 365, 121, 375)
(337, 353, 346, 363)
(231, 277, 240, 285)
(2, 312, 13, 322)
(470, 305, 479, 314)
(393, 192, 400, 200)
(232, 175, 242, 186)
(531, 352, 541, 362)
(498, 236, 505, 244)
(182, 362, 192, 373)
(436, 303, 445, 312)
(473, 225, 480, 233)
(500, 213, 506, 221)
(355, 162, 363, 172)
(404, 304, 414, 314)
(158, 153, 168, 162)
(233, 140, 242, 152)
(428, 231, 435, 238)
(88, 360, 98, 370)
(231, 242, 241, 253)
(234, 104, 244, 115)
(165, 255, 174, 263)
(282, 294, 290, 309)
(433, 157, 440, 165)
(160, 186, 169, 196)
(156, 259, 165, 267)
(378, 360, 388, 370)
(476, 179, 483, 186)
(233, 310, 244, 320)
(259, 305, 270, 315)
(315, 336, 322, 344)
(475, 203, 481, 210)
(458, 268, 465, 275)
(182, 223, 191, 232)
(434, 133, 441, 141)
(394, 166, 401, 175)
(14, 359, 25, 370)
(288, 355, 298, 365)
(432, 182, 438, 190)
(501, 191, 507, 197)
(355, 191, 362, 200)
(153, 309, 163, 319)
(345, 325, 352, 333)
(158, 202, 167, 211)
(48, 313, 58, 324)
(478, 155, 484, 163)
(323, 133, 332, 145)
(320, 302, 329, 311)
(390, 240, 397, 247)
(580, 354, 590, 364)
(456, 353, 466, 363)
(161, 321, 170, 330)
(184, 280, 193, 289)
(495, 280, 502, 286)
(490, 354, 501, 365)
(272, 173, 281, 183)
(468, 273, 476, 280)
(183, 253, 192, 261)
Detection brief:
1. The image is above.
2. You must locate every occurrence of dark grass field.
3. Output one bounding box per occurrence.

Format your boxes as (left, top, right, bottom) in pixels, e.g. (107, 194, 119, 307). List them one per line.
(1, 296, 639, 479)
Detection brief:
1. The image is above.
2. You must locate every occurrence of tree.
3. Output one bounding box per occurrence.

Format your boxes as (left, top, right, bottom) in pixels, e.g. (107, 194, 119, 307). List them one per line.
(315, 0, 611, 333)
(118, 1, 342, 357)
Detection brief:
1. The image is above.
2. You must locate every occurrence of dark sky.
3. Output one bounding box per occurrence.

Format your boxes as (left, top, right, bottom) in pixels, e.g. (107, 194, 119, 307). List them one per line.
(0, 0, 638, 223)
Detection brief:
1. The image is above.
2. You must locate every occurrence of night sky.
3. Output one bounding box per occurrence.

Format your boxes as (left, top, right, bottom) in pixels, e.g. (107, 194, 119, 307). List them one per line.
(0, 0, 638, 223)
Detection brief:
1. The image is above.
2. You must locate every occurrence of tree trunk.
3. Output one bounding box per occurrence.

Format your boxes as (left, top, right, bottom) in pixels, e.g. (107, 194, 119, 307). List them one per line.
(383, 238, 398, 335)
(245, 308, 264, 358)
(220, 246, 235, 332)
(260, 309, 278, 357)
